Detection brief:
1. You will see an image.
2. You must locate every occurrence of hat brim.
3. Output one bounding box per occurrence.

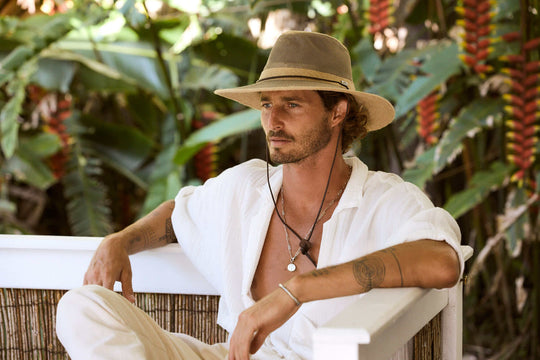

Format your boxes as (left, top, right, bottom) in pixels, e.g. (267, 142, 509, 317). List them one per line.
(214, 78, 395, 132)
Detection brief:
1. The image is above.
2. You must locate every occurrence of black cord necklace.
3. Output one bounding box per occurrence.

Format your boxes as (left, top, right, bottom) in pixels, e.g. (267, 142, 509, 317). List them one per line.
(265, 131, 343, 268)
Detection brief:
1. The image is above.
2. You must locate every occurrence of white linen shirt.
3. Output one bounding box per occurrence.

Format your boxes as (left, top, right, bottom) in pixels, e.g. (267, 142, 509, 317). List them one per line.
(171, 157, 463, 360)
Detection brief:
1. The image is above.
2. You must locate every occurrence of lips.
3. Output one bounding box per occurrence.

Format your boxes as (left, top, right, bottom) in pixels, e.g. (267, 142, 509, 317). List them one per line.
(267, 131, 293, 145)
(268, 136, 293, 148)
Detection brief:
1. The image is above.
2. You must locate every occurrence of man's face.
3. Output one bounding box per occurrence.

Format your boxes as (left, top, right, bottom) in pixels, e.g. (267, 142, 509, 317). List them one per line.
(260, 90, 333, 164)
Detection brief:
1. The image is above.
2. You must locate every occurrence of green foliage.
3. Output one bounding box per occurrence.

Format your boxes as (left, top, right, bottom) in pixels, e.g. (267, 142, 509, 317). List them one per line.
(174, 109, 261, 165)
(1, 133, 61, 189)
(1, 1, 539, 356)
(81, 117, 154, 189)
(0, 79, 25, 158)
(62, 112, 112, 236)
(402, 147, 436, 188)
(503, 187, 528, 256)
(444, 161, 512, 218)
(435, 98, 504, 172)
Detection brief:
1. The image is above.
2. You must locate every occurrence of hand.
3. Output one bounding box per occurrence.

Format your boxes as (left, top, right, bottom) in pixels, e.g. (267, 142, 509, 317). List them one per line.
(83, 234, 135, 303)
(227, 285, 301, 360)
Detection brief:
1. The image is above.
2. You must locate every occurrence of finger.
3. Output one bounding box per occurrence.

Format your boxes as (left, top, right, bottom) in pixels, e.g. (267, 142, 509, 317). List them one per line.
(83, 268, 95, 285)
(103, 279, 115, 291)
(250, 330, 268, 354)
(228, 327, 254, 360)
(121, 268, 135, 303)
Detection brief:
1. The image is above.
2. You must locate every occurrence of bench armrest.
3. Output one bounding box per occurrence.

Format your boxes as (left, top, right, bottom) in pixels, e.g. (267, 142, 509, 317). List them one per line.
(0, 234, 217, 295)
(313, 245, 473, 360)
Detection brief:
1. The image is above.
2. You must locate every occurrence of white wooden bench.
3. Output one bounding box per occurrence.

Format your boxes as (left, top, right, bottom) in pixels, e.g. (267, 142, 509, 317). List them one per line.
(0, 234, 472, 359)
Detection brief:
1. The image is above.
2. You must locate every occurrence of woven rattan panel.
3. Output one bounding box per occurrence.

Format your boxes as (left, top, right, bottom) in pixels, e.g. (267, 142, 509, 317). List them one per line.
(1, 288, 442, 360)
(0, 288, 227, 360)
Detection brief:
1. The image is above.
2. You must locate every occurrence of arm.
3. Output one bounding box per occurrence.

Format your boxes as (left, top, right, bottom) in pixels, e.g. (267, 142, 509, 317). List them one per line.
(83, 200, 177, 302)
(289, 239, 460, 303)
(227, 239, 460, 360)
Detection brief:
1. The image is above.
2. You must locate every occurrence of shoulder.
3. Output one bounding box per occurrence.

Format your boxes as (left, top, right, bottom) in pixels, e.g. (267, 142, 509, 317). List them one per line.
(191, 158, 274, 200)
(364, 169, 433, 207)
(215, 158, 270, 186)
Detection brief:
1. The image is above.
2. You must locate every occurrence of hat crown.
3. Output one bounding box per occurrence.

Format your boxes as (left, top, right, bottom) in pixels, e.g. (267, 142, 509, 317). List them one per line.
(260, 31, 353, 83)
(214, 31, 395, 132)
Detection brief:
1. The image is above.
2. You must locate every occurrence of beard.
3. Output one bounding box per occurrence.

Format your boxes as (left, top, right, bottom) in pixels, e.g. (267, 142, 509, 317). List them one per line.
(267, 115, 333, 164)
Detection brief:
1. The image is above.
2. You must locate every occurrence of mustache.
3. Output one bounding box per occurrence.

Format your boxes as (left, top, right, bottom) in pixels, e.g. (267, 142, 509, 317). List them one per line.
(267, 130, 294, 141)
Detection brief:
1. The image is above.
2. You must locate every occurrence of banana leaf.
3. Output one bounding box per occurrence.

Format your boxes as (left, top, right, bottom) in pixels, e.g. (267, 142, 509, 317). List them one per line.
(0, 133, 62, 189)
(174, 109, 261, 166)
(0, 79, 25, 158)
(444, 161, 512, 219)
(434, 98, 504, 173)
(394, 42, 461, 118)
(402, 147, 437, 189)
(81, 117, 155, 189)
(366, 41, 462, 119)
(351, 37, 382, 84)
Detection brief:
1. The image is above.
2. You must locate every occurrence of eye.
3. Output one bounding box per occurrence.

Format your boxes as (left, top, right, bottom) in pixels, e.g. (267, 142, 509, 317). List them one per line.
(287, 102, 299, 109)
(261, 102, 271, 109)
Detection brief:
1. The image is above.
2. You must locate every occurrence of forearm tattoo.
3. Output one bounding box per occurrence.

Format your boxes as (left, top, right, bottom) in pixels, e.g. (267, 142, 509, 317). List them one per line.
(382, 247, 404, 287)
(158, 218, 176, 244)
(352, 256, 385, 292)
(310, 268, 331, 278)
(129, 227, 156, 251)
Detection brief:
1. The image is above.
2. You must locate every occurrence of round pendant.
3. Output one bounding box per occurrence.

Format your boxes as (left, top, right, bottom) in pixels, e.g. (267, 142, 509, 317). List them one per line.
(287, 263, 297, 272)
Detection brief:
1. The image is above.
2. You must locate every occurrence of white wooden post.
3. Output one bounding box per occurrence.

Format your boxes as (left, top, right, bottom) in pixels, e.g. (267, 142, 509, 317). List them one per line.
(441, 245, 473, 359)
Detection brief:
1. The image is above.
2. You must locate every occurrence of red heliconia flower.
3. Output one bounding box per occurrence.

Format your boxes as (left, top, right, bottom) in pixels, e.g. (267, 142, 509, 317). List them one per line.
(500, 32, 540, 183)
(456, 0, 495, 75)
(416, 90, 440, 146)
(43, 95, 72, 179)
(367, 0, 394, 35)
(192, 111, 220, 182)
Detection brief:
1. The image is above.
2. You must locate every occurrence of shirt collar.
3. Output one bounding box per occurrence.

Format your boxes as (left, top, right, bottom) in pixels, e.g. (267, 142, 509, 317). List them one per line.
(255, 156, 368, 208)
(335, 156, 367, 211)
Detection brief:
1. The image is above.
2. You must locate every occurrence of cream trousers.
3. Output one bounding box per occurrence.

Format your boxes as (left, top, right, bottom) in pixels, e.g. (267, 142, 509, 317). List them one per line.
(56, 285, 229, 360)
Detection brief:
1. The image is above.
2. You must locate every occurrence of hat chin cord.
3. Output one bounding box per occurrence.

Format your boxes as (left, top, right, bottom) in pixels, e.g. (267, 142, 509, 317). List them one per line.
(266, 130, 342, 268)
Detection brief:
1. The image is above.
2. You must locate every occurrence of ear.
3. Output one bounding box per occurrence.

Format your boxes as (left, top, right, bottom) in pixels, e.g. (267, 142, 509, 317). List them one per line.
(330, 99, 348, 128)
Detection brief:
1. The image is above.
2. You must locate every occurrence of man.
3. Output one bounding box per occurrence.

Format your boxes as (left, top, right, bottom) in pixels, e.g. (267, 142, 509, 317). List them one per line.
(56, 31, 463, 360)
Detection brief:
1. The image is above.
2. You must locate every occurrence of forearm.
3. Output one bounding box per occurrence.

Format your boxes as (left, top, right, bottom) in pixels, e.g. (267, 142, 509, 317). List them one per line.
(110, 199, 177, 254)
(286, 239, 460, 304)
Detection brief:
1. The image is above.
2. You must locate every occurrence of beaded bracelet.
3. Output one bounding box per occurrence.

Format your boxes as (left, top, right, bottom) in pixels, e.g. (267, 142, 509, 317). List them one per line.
(278, 283, 301, 306)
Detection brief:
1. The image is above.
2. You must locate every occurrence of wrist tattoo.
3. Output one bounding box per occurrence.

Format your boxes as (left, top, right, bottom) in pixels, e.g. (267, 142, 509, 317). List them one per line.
(353, 256, 385, 292)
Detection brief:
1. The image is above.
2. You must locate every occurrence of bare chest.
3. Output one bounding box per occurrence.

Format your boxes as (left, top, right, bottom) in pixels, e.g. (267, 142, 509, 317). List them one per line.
(250, 211, 322, 301)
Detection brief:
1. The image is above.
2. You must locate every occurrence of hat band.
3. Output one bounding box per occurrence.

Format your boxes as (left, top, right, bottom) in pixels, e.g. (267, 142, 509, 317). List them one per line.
(258, 67, 354, 90)
(256, 75, 350, 89)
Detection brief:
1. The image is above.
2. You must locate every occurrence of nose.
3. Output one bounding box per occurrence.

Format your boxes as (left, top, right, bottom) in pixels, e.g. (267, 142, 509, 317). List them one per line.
(264, 107, 284, 131)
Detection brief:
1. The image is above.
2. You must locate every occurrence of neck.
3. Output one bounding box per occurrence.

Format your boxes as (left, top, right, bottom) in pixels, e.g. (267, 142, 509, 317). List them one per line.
(280, 135, 350, 209)
(282, 158, 349, 202)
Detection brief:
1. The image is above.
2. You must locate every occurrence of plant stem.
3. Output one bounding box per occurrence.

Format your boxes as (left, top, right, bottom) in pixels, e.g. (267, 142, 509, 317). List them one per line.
(141, 0, 186, 143)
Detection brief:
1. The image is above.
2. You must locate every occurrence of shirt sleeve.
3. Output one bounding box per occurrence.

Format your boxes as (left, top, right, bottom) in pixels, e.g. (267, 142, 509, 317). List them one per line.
(367, 174, 464, 279)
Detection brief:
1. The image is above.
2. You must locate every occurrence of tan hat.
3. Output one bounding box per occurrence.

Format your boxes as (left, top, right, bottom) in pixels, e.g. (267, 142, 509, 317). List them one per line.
(215, 31, 395, 132)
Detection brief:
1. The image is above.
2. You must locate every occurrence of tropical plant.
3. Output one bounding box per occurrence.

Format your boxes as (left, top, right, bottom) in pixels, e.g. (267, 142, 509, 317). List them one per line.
(0, 0, 539, 358)
(0, 0, 264, 235)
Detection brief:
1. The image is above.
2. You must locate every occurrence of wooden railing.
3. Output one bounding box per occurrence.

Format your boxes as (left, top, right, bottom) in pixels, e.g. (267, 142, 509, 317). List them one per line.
(0, 235, 472, 359)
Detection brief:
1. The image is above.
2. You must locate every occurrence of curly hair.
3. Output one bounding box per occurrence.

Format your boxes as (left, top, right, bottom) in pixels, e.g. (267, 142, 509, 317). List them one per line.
(317, 91, 369, 153)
